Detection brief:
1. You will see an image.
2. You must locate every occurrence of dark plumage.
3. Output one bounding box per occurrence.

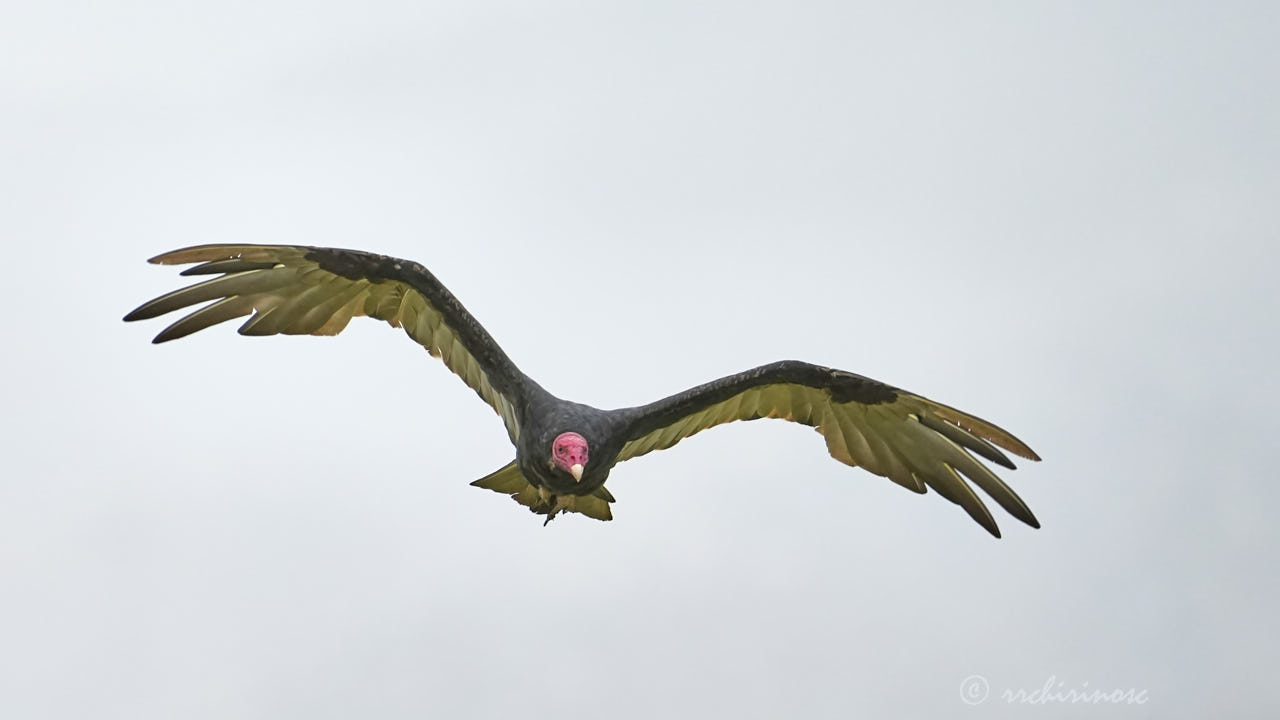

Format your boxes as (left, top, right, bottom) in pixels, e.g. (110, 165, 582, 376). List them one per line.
(125, 244, 1043, 536)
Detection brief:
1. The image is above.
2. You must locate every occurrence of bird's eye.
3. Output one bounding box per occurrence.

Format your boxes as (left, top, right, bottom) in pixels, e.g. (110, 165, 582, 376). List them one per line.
(557, 445, 565, 452)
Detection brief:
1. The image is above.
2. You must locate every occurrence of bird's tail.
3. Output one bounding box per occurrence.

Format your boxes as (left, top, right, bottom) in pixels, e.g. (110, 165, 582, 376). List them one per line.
(470, 461, 614, 522)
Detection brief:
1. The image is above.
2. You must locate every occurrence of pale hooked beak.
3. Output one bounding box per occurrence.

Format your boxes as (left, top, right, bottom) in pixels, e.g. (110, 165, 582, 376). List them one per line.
(569, 464, 584, 482)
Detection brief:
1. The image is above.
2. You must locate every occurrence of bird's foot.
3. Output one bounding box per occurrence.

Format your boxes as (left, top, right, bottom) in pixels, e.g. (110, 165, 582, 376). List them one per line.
(540, 493, 575, 526)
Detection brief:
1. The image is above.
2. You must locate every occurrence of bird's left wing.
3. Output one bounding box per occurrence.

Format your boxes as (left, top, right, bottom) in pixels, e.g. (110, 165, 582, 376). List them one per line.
(614, 360, 1041, 537)
(124, 244, 529, 442)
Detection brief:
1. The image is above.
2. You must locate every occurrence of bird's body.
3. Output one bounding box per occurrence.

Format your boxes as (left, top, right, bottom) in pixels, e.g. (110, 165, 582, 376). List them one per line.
(126, 244, 1042, 536)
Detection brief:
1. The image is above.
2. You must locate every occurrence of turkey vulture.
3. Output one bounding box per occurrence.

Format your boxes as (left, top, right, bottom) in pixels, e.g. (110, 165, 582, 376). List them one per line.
(124, 244, 1041, 536)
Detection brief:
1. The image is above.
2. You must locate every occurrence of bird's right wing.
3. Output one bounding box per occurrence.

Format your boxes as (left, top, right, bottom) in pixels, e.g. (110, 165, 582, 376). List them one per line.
(614, 360, 1040, 537)
(124, 244, 532, 443)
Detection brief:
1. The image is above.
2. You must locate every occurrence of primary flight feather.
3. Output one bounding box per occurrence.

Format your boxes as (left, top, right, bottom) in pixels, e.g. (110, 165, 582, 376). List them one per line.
(124, 244, 1042, 536)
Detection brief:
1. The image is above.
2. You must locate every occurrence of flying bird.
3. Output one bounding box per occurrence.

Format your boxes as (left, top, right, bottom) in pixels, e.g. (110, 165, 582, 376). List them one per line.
(125, 245, 1042, 536)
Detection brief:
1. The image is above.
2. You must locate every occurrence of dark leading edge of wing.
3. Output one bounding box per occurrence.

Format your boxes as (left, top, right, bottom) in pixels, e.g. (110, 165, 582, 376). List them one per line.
(615, 360, 1041, 537)
(123, 244, 532, 442)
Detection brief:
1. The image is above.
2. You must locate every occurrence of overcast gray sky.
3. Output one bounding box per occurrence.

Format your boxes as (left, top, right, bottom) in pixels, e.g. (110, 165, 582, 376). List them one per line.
(2, 1, 1277, 718)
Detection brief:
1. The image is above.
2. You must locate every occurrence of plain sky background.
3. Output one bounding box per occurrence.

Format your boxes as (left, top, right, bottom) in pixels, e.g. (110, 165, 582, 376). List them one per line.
(2, 2, 1276, 718)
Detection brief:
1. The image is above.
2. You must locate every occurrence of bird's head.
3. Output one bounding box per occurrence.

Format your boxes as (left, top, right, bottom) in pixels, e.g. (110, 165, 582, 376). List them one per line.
(551, 431, 589, 482)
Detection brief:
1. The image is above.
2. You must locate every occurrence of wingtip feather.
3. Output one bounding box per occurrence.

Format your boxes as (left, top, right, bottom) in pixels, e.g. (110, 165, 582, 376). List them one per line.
(925, 401, 1041, 462)
(146, 244, 285, 266)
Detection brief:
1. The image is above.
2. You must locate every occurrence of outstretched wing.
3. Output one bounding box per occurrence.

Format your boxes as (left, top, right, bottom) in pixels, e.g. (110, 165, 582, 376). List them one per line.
(124, 244, 531, 442)
(615, 360, 1041, 537)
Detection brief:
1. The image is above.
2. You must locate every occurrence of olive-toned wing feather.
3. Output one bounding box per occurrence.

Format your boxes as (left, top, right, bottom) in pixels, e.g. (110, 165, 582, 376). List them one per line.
(616, 360, 1040, 537)
(124, 244, 530, 442)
